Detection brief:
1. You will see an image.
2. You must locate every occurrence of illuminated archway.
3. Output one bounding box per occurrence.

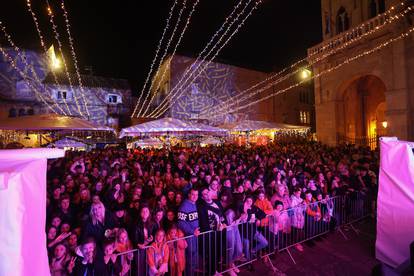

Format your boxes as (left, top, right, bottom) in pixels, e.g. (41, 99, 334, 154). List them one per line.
(339, 75, 386, 142)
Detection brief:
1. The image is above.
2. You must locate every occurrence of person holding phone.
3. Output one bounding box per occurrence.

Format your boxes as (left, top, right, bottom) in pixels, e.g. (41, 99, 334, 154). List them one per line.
(130, 205, 156, 276)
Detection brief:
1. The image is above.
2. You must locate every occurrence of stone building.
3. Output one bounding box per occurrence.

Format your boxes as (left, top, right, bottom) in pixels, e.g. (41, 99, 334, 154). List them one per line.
(0, 47, 132, 130)
(308, 0, 414, 146)
(143, 54, 314, 128)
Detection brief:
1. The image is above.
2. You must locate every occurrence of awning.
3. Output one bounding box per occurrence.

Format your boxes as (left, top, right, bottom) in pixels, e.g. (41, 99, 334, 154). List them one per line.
(219, 120, 310, 132)
(0, 114, 114, 132)
(119, 117, 227, 138)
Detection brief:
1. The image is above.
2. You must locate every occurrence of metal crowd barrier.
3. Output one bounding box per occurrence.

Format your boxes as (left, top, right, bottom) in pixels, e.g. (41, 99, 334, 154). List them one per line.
(114, 191, 372, 276)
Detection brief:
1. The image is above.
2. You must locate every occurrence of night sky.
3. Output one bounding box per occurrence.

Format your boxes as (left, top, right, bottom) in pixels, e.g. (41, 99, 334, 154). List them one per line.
(0, 0, 322, 95)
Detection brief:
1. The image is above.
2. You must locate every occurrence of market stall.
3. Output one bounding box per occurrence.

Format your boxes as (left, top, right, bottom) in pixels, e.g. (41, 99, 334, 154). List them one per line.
(0, 114, 114, 148)
(219, 120, 310, 145)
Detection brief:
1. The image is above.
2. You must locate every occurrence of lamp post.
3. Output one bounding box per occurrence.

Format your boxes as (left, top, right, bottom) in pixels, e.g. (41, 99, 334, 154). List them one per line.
(300, 68, 312, 80)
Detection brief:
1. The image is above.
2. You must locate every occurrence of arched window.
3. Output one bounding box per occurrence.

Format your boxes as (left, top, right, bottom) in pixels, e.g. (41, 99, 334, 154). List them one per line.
(369, 0, 377, 18)
(336, 7, 349, 35)
(378, 0, 385, 13)
(8, 108, 17, 118)
(370, 0, 386, 18)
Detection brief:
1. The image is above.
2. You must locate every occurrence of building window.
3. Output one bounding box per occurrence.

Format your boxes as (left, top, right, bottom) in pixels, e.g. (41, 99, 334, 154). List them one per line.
(378, 0, 385, 13)
(107, 94, 122, 104)
(53, 90, 71, 101)
(324, 11, 332, 35)
(370, 0, 385, 18)
(336, 7, 349, 34)
(300, 111, 311, 124)
(299, 91, 310, 104)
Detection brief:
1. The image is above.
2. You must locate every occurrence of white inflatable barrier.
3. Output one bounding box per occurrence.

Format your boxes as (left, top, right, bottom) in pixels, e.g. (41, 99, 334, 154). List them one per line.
(0, 149, 65, 276)
(376, 137, 414, 268)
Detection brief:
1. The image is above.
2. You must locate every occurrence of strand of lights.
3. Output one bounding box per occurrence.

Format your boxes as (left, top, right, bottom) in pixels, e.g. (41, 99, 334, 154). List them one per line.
(60, 0, 90, 118)
(150, 0, 263, 118)
(148, 0, 257, 118)
(147, 0, 252, 118)
(141, 0, 247, 117)
(131, 0, 179, 118)
(201, 3, 413, 116)
(46, 1, 85, 118)
(201, 1, 410, 115)
(135, 0, 189, 118)
(0, 44, 60, 114)
(26, 0, 72, 115)
(206, 26, 414, 119)
(141, 0, 202, 117)
(0, 21, 67, 115)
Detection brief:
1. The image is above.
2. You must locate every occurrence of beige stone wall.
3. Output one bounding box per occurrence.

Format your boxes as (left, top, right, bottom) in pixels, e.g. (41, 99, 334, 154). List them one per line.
(321, 0, 398, 40)
(309, 12, 414, 145)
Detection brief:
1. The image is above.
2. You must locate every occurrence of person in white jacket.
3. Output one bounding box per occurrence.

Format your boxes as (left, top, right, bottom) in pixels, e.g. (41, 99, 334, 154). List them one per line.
(290, 187, 305, 252)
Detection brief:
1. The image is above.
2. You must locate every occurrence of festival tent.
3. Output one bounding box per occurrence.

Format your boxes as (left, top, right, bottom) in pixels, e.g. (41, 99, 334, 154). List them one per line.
(47, 137, 88, 150)
(200, 137, 223, 147)
(0, 113, 114, 131)
(119, 117, 227, 138)
(219, 120, 310, 132)
(127, 137, 164, 149)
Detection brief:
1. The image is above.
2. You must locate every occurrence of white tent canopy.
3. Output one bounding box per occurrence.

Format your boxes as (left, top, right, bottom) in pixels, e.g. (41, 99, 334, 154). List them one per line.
(47, 137, 87, 149)
(200, 137, 223, 146)
(219, 120, 310, 132)
(119, 117, 227, 138)
(127, 137, 164, 149)
(0, 114, 114, 132)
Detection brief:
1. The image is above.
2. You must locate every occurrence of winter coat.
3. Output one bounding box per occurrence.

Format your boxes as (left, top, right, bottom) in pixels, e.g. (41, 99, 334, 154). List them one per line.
(290, 195, 305, 229)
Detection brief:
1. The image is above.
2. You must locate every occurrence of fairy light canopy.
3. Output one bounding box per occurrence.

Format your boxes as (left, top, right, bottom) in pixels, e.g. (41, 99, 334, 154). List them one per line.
(119, 117, 227, 138)
(219, 120, 310, 132)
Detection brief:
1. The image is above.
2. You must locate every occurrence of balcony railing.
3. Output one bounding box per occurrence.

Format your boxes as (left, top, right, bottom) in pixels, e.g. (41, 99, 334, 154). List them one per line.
(307, 8, 396, 59)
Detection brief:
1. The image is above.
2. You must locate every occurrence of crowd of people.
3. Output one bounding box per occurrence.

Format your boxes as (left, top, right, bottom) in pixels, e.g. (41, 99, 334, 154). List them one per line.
(45, 141, 378, 276)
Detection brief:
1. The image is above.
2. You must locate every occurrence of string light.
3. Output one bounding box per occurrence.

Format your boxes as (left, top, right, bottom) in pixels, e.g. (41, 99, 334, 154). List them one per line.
(26, 0, 72, 115)
(202, 2, 411, 116)
(46, 1, 85, 118)
(205, 26, 414, 119)
(0, 21, 68, 115)
(150, 0, 263, 118)
(135, 0, 190, 118)
(131, 0, 179, 118)
(60, 0, 90, 118)
(142, 0, 248, 118)
(201, 3, 413, 116)
(140, 0, 202, 117)
(148, 0, 254, 118)
(148, 0, 258, 118)
(0, 44, 61, 115)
